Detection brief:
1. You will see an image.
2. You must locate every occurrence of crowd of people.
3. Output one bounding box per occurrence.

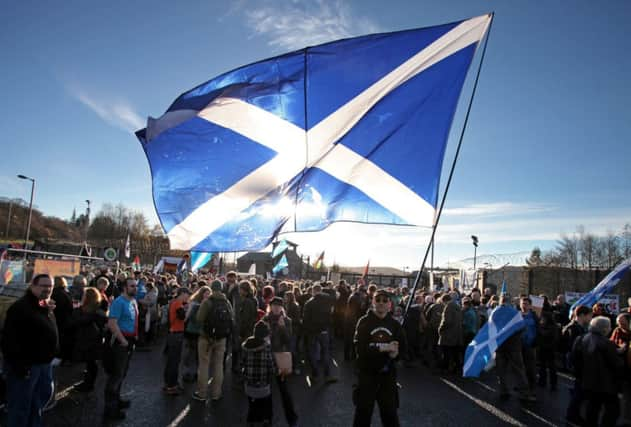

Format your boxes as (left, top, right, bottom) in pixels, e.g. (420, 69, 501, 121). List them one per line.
(1, 263, 630, 426)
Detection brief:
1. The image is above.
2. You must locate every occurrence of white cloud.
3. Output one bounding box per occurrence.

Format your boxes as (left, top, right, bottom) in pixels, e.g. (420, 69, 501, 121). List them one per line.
(443, 202, 554, 217)
(241, 0, 381, 50)
(67, 86, 144, 133)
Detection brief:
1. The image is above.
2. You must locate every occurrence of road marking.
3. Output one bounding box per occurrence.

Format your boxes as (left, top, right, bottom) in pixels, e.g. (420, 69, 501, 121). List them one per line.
(332, 358, 338, 368)
(557, 372, 574, 381)
(474, 380, 496, 393)
(440, 378, 527, 427)
(521, 408, 559, 427)
(306, 376, 312, 388)
(56, 381, 82, 400)
(167, 404, 190, 427)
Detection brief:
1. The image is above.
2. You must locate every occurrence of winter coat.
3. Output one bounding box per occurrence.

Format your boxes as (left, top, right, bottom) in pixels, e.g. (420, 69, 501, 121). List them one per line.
(285, 301, 301, 335)
(68, 308, 107, 362)
(303, 293, 334, 335)
(438, 301, 463, 347)
(238, 296, 258, 340)
(572, 331, 623, 396)
(262, 313, 292, 352)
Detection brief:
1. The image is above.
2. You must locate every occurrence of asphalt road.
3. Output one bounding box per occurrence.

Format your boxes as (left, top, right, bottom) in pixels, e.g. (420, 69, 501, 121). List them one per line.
(22, 337, 573, 427)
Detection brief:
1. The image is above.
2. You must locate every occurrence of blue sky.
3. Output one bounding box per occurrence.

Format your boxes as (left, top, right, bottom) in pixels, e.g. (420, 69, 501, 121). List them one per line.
(1, 0, 630, 268)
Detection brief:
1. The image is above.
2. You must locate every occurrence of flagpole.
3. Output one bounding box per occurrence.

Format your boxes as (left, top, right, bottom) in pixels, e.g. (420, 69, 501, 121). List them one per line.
(405, 12, 494, 318)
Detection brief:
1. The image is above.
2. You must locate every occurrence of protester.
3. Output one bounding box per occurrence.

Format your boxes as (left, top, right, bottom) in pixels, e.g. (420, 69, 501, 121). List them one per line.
(352, 289, 406, 427)
(181, 285, 211, 382)
(163, 287, 190, 395)
(69, 287, 107, 392)
(564, 305, 593, 425)
(303, 283, 337, 382)
(494, 295, 534, 402)
(70, 274, 87, 304)
(103, 278, 138, 420)
(51, 276, 74, 362)
(519, 296, 538, 396)
(438, 293, 462, 373)
(1, 273, 58, 427)
(95, 276, 111, 312)
(193, 280, 233, 402)
(537, 310, 559, 390)
(242, 321, 275, 426)
(236, 280, 259, 372)
(552, 294, 571, 327)
(424, 293, 444, 370)
(284, 290, 302, 374)
(345, 284, 367, 361)
(262, 297, 298, 427)
(610, 312, 631, 426)
(571, 316, 623, 427)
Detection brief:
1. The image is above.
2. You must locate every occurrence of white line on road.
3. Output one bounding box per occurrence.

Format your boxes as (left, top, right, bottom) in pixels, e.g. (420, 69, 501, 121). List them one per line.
(557, 372, 574, 381)
(167, 404, 190, 427)
(332, 358, 338, 368)
(474, 380, 497, 393)
(522, 408, 559, 427)
(440, 378, 527, 427)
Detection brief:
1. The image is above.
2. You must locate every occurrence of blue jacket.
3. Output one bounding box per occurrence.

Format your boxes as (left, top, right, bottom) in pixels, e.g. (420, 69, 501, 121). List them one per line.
(521, 310, 539, 348)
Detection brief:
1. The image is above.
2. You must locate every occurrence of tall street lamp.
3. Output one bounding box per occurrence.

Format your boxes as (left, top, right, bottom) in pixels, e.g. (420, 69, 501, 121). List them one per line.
(17, 174, 35, 260)
(471, 235, 479, 290)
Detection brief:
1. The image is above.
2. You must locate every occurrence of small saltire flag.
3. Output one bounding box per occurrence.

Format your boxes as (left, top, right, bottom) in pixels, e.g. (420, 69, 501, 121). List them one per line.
(124, 234, 131, 259)
(136, 15, 492, 252)
(191, 251, 213, 272)
(500, 280, 507, 295)
(272, 239, 289, 258)
(132, 256, 141, 271)
(463, 304, 526, 377)
(248, 263, 256, 275)
(313, 251, 325, 269)
(569, 257, 631, 319)
(272, 255, 288, 276)
(362, 260, 370, 280)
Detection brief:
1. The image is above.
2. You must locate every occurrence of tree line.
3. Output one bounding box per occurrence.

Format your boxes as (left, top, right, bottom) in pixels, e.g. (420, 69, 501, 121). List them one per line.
(527, 224, 631, 269)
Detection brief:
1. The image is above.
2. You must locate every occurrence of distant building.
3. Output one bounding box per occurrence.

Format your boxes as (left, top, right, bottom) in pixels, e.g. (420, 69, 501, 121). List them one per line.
(237, 240, 306, 278)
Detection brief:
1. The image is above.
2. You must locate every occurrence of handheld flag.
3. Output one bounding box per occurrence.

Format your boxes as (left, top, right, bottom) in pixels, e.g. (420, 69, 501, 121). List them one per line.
(272, 255, 288, 276)
(132, 256, 141, 271)
(191, 251, 213, 272)
(361, 260, 370, 282)
(272, 239, 289, 258)
(248, 263, 256, 275)
(463, 304, 525, 377)
(124, 234, 131, 259)
(569, 257, 631, 319)
(137, 15, 492, 252)
(313, 251, 325, 269)
(500, 280, 507, 295)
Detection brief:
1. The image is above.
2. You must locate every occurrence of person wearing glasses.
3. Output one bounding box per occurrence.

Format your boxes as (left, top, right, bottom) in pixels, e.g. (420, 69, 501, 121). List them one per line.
(352, 289, 407, 427)
(103, 278, 138, 420)
(1, 273, 57, 427)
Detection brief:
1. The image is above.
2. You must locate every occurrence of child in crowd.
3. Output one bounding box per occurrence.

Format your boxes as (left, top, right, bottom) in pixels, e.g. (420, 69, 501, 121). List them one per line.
(242, 321, 275, 426)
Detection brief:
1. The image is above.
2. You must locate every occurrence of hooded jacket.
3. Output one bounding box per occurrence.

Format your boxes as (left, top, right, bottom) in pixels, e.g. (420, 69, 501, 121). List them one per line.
(354, 310, 406, 375)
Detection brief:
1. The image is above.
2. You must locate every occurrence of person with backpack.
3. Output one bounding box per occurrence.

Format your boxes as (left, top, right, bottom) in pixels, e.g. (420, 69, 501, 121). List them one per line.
(193, 280, 233, 402)
(181, 285, 211, 383)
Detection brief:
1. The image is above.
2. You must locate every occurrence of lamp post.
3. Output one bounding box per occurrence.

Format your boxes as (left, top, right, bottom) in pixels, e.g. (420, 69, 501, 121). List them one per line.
(17, 174, 35, 260)
(471, 235, 479, 289)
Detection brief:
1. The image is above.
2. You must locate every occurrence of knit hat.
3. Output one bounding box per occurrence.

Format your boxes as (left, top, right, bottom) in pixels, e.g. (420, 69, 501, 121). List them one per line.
(254, 321, 270, 340)
(211, 279, 223, 292)
(270, 296, 284, 306)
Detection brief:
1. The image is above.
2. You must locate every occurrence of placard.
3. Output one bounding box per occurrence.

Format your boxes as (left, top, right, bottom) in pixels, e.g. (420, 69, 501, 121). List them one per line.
(34, 259, 81, 279)
(565, 291, 620, 314)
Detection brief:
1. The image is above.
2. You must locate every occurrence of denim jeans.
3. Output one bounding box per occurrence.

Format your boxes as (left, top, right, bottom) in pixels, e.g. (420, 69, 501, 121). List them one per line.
(308, 331, 331, 377)
(104, 342, 134, 412)
(6, 362, 54, 427)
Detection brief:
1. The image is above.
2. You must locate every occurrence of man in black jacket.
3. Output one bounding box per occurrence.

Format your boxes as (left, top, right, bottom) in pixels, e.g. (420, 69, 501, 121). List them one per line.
(1, 273, 58, 427)
(345, 284, 367, 361)
(303, 283, 337, 382)
(353, 289, 406, 427)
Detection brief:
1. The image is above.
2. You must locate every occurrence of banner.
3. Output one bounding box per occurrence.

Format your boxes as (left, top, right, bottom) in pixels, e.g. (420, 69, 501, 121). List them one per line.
(34, 259, 81, 279)
(0, 260, 25, 285)
(565, 291, 620, 314)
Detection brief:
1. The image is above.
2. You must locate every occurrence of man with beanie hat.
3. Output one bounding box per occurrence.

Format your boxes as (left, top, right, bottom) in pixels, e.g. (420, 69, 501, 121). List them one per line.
(193, 279, 233, 402)
(242, 321, 275, 425)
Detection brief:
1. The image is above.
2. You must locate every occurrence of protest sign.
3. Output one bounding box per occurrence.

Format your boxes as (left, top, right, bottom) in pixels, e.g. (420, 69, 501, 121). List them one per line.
(565, 291, 619, 314)
(34, 259, 81, 279)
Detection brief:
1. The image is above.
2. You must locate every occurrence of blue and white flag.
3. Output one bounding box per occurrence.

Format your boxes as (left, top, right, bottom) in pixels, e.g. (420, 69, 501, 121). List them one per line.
(137, 15, 492, 252)
(500, 280, 507, 295)
(463, 304, 525, 377)
(191, 251, 213, 272)
(271, 239, 289, 258)
(569, 257, 631, 319)
(272, 254, 289, 276)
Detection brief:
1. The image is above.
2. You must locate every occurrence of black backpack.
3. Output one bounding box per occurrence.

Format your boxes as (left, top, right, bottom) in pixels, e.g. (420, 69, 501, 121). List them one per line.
(205, 299, 232, 339)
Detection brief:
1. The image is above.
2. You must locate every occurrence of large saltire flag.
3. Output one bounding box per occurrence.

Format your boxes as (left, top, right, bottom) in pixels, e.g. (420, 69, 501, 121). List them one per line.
(136, 15, 492, 252)
(569, 257, 631, 319)
(191, 251, 213, 272)
(463, 304, 525, 377)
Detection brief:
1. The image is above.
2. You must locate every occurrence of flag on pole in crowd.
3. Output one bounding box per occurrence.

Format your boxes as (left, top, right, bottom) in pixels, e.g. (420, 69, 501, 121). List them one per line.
(132, 256, 141, 271)
(463, 304, 526, 377)
(124, 234, 131, 259)
(362, 260, 370, 282)
(313, 251, 325, 269)
(136, 15, 493, 253)
(190, 251, 213, 272)
(500, 280, 507, 295)
(272, 255, 288, 276)
(272, 239, 289, 258)
(248, 263, 256, 275)
(569, 257, 631, 319)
